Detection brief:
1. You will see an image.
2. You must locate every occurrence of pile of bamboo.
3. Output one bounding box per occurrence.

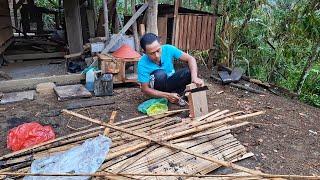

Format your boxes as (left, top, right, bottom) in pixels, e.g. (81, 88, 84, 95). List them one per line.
(0, 109, 264, 179)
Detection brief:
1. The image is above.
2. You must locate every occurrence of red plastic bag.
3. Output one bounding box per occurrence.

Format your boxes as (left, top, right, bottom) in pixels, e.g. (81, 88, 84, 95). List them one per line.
(7, 122, 55, 151)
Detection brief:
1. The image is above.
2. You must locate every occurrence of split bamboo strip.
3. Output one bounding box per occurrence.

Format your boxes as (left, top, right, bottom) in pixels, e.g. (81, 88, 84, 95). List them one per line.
(126, 136, 240, 175)
(105, 121, 237, 166)
(148, 109, 227, 135)
(1, 172, 320, 179)
(112, 145, 160, 173)
(195, 109, 221, 121)
(99, 147, 148, 171)
(161, 111, 263, 142)
(113, 109, 188, 127)
(105, 109, 188, 138)
(158, 110, 240, 138)
(106, 127, 233, 172)
(0, 161, 31, 173)
(149, 110, 238, 137)
(109, 112, 185, 140)
(121, 130, 234, 173)
(62, 109, 265, 176)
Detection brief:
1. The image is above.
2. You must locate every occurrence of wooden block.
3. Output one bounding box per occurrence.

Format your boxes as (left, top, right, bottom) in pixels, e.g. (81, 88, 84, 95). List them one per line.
(186, 83, 208, 118)
(5, 52, 65, 62)
(0, 91, 35, 104)
(54, 84, 92, 101)
(66, 98, 115, 110)
(0, 74, 85, 93)
(36, 82, 56, 95)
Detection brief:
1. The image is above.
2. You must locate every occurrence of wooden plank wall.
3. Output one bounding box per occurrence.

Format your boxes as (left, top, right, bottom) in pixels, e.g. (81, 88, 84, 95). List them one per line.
(0, 0, 13, 47)
(174, 14, 216, 51)
(157, 16, 167, 44)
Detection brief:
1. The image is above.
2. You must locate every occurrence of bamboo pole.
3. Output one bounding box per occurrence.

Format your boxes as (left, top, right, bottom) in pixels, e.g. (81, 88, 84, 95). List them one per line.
(62, 109, 265, 175)
(1, 171, 320, 179)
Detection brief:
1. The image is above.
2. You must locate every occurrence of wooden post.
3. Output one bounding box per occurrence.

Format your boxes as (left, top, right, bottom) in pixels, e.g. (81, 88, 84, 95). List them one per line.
(13, 0, 18, 28)
(146, 0, 158, 35)
(101, 3, 148, 54)
(87, 0, 96, 38)
(139, 24, 146, 36)
(131, 0, 140, 51)
(63, 0, 83, 54)
(103, 0, 110, 39)
(172, 0, 179, 44)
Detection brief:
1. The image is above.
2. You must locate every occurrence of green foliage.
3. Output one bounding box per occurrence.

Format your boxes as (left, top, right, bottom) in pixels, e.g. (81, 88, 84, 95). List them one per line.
(215, 0, 320, 107)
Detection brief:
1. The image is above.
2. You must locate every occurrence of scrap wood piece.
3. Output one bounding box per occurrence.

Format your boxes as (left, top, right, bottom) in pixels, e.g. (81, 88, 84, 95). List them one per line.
(101, 3, 148, 54)
(186, 83, 209, 118)
(66, 98, 115, 110)
(62, 109, 264, 175)
(211, 76, 266, 94)
(36, 82, 56, 95)
(54, 84, 92, 101)
(0, 90, 35, 104)
(218, 65, 271, 88)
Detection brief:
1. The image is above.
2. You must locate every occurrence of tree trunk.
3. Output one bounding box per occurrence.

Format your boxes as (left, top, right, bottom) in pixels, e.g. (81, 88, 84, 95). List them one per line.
(228, 0, 255, 67)
(103, 0, 109, 39)
(131, 0, 140, 51)
(146, 0, 158, 35)
(295, 41, 320, 95)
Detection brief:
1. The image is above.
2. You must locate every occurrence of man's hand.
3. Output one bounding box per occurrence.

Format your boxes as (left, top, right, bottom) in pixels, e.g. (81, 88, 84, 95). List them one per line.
(192, 77, 204, 87)
(166, 93, 180, 103)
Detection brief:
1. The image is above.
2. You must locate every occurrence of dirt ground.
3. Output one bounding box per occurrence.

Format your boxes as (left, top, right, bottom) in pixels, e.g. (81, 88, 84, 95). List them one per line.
(0, 65, 319, 176)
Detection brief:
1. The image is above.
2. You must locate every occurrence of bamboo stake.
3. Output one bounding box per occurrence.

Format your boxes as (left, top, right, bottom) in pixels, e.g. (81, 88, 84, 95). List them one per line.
(62, 109, 264, 176)
(104, 111, 117, 136)
(1, 171, 320, 179)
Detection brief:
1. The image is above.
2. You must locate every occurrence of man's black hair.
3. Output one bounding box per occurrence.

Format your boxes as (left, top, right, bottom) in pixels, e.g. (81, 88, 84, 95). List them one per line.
(140, 33, 160, 51)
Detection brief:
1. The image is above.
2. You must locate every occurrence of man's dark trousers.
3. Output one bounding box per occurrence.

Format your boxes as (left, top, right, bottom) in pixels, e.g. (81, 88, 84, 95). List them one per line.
(151, 68, 191, 94)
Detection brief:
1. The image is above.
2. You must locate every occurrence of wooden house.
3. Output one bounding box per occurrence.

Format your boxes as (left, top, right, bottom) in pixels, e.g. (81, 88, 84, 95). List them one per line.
(135, 4, 217, 51)
(0, 0, 13, 54)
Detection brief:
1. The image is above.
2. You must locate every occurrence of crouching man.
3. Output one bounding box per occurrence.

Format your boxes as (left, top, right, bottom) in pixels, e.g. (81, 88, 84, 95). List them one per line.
(137, 33, 204, 104)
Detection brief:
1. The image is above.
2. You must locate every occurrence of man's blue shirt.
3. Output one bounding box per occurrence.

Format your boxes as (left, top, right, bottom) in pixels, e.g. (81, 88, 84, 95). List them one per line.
(138, 44, 183, 83)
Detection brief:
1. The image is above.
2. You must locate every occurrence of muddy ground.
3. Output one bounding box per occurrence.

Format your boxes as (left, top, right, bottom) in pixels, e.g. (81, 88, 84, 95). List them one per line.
(0, 65, 319, 176)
